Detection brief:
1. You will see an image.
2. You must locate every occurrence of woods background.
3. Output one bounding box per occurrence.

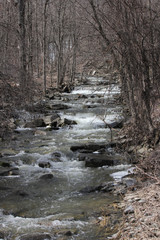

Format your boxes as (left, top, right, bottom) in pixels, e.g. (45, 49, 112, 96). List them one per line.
(0, 0, 160, 140)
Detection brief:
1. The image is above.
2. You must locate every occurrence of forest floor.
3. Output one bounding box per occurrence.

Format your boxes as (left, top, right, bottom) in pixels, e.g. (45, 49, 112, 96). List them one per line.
(118, 180, 160, 240)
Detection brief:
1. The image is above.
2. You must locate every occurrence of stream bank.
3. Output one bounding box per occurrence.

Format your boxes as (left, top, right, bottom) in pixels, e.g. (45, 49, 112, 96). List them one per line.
(118, 182, 160, 240)
(0, 75, 134, 240)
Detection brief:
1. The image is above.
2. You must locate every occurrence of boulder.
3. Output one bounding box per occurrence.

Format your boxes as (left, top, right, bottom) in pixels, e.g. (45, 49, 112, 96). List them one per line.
(50, 152, 62, 162)
(19, 233, 51, 240)
(122, 178, 137, 188)
(51, 152, 61, 158)
(43, 114, 61, 128)
(0, 149, 17, 156)
(0, 232, 5, 239)
(24, 118, 46, 128)
(20, 155, 35, 165)
(38, 162, 51, 168)
(80, 186, 101, 193)
(0, 160, 11, 168)
(57, 118, 77, 127)
(50, 104, 69, 110)
(78, 149, 96, 154)
(39, 174, 54, 180)
(0, 167, 19, 176)
(77, 153, 124, 167)
(70, 144, 107, 152)
(107, 120, 123, 129)
(34, 130, 47, 136)
(64, 231, 73, 236)
(80, 182, 115, 193)
(64, 118, 77, 125)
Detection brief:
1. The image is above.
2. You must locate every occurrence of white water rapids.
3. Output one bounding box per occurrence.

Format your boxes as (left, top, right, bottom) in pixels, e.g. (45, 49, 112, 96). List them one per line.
(0, 76, 132, 240)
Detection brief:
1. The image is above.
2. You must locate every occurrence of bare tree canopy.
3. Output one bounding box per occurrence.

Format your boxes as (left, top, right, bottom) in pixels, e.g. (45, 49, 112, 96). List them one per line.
(0, 0, 160, 135)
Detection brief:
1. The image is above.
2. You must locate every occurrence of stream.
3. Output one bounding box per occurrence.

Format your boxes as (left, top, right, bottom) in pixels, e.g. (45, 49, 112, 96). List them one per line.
(0, 76, 131, 240)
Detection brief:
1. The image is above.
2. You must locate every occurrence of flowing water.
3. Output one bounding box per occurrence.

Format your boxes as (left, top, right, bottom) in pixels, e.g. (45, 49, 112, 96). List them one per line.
(0, 76, 131, 240)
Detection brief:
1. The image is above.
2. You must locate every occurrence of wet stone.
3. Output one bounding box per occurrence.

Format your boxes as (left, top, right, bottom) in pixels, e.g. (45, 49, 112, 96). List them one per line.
(100, 182, 116, 192)
(0, 232, 4, 239)
(20, 155, 36, 165)
(70, 144, 107, 152)
(19, 233, 52, 240)
(43, 113, 60, 126)
(38, 162, 51, 168)
(15, 190, 29, 197)
(0, 160, 11, 168)
(122, 178, 137, 188)
(0, 167, 19, 176)
(107, 120, 123, 129)
(80, 186, 101, 194)
(85, 157, 116, 167)
(78, 153, 125, 168)
(50, 104, 69, 110)
(0, 149, 17, 156)
(34, 130, 47, 136)
(51, 152, 61, 158)
(50, 152, 62, 162)
(24, 118, 46, 128)
(39, 173, 54, 180)
(64, 231, 72, 236)
(80, 182, 115, 194)
(57, 118, 77, 127)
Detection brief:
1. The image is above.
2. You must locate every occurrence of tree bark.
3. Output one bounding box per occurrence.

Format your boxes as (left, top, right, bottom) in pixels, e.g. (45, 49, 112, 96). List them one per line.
(19, 0, 27, 92)
(43, 0, 49, 95)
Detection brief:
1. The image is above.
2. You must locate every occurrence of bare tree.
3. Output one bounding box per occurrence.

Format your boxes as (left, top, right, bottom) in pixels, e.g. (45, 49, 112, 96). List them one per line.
(1, 0, 160, 138)
(19, 0, 27, 91)
(43, 0, 49, 95)
(85, 0, 160, 134)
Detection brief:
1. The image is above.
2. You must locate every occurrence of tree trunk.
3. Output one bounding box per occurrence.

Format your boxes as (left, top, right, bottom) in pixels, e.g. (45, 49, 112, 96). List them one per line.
(43, 0, 49, 95)
(19, 0, 27, 92)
